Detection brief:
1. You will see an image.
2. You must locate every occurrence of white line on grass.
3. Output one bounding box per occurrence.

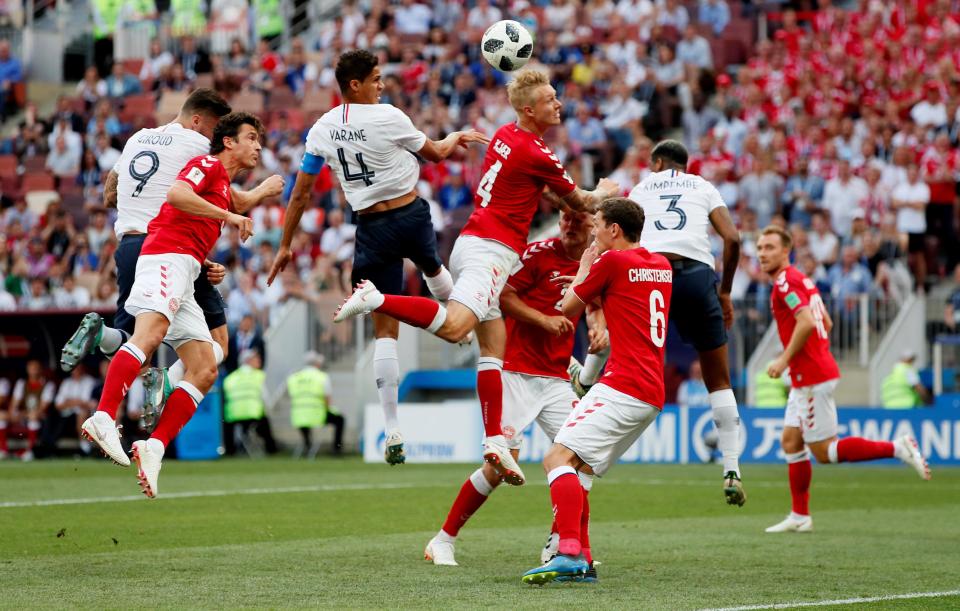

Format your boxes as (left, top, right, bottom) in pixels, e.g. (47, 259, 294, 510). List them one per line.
(698, 589, 960, 611)
(0, 482, 442, 508)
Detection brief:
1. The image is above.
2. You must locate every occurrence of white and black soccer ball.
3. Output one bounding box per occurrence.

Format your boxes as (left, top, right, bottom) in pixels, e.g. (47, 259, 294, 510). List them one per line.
(481, 20, 534, 72)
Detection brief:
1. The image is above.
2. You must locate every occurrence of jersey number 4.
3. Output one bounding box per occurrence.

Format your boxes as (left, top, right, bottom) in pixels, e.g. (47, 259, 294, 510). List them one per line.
(476, 160, 502, 207)
(129, 151, 160, 198)
(654, 194, 686, 231)
(337, 148, 375, 186)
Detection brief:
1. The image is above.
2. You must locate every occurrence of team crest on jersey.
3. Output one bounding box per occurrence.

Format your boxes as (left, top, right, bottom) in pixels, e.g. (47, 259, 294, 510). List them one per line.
(168, 297, 181, 314)
(502, 425, 516, 440)
(185, 167, 205, 186)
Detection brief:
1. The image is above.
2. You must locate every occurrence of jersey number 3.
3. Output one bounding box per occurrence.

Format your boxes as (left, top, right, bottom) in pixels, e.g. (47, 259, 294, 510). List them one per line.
(654, 194, 686, 231)
(129, 151, 160, 198)
(337, 148, 375, 186)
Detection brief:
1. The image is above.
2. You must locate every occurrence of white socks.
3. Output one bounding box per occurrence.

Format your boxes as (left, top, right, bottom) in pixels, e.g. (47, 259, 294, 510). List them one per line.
(580, 351, 608, 385)
(546, 465, 577, 485)
(374, 338, 401, 432)
(827, 440, 839, 464)
(426, 305, 448, 334)
(98, 326, 126, 355)
(469, 467, 494, 496)
(167, 343, 223, 388)
(424, 266, 454, 301)
(709, 388, 741, 476)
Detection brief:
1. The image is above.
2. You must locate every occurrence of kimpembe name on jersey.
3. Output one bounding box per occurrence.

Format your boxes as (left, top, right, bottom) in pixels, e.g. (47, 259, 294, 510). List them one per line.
(637, 177, 700, 191)
(628, 267, 673, 283)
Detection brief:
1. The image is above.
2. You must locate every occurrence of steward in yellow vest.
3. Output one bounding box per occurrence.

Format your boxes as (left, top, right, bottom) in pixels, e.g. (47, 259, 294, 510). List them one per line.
(222, 350, 277, 455)
(882, 352, 928, 409)
(282, 352, 344, 457)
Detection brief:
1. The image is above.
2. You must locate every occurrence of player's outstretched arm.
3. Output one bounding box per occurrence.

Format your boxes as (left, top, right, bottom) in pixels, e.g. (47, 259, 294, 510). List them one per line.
(230, 174, 285, 214)
(168, 181, 253, 240)
(103, 170, 119, 208)
(417, 130, 490, 162)
(768, 307, 815, 378)
(709, 206, 742, 329)
(268, 170, 319, 285)
(558, 177, 621, 213)
(500, 285, 574, 337)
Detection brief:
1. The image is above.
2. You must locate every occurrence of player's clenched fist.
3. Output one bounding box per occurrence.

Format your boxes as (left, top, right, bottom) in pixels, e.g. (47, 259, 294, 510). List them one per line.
(539, 315, 574, 337)
(258, 174, 285, 198)
(229, 213, 254, 241)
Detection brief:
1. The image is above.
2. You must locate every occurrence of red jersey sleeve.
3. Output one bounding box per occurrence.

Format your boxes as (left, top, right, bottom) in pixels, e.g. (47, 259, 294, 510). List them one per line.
(529, 143, 576, 197)
(572, 251, 614, 305)
(177, 156, 214, 194)
(775, 270, 811, 315)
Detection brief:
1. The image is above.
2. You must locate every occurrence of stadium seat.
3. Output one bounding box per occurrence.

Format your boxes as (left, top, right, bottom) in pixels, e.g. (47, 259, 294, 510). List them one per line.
(230, 91, 264, 114)
(21, 173, 55, 193)
(194, 73, 214, 89)
(157, 90, 189, 122)
(267, 86, 298, 111)
(25, 190, 59, 215)
(303, 89, 333, 114)
(22, 155, 45, 173)
(122, 93, 158, 123)
(122, 58, 145, 76)
(0, 154, 17, 178)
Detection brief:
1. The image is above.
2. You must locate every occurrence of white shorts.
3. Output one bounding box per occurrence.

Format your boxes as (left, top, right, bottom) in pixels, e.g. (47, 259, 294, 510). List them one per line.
(124, 253, 214, 348)
(553, 383, 660, 477)
(501, 371, 578, 450)
(448, 235, 520, 322)
(784, 379, 839, 443)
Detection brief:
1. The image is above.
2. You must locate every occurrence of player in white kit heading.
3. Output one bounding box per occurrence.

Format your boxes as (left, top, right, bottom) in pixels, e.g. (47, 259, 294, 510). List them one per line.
(60, 89, 283, 431)
(267, 49, 489, 465)
(628, 139, 747, 506)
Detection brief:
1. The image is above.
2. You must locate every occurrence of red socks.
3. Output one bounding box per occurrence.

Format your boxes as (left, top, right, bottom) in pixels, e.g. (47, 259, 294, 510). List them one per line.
(441, 469, 493, 537)
(580, 490, 592, 564)
(836, 437, 895, 462)
(787, 453, 812, 516)
(477, 358, 503, 438)
(548, 468, 583, 557)
(376, 295, 444, 330)
(96, 344, 145, 419)
(0, 423, 7, 452)
(151, 386, 200, 447)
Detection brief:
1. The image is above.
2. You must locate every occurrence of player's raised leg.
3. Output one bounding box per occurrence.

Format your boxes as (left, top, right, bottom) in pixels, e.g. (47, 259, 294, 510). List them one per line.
(425, 464, 501, 566)
(134, 338, 219, 498)
(81, 311, 170, 466)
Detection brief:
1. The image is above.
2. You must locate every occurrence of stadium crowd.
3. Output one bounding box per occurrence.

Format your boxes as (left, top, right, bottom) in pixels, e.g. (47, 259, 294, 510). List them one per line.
(0, 0, 958, 457)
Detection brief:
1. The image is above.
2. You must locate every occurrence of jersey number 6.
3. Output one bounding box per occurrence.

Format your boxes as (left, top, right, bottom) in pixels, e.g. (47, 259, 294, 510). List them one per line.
(650, 289, 666, 347)
(654, 194, 686, 231)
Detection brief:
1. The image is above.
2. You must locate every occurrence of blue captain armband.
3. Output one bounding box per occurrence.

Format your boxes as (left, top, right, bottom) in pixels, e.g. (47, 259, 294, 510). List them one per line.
(300, 152, 325, 174)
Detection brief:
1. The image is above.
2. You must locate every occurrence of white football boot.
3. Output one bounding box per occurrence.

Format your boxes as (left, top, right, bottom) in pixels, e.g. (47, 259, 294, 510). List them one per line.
(765, 513, 813, 533)
(424, 535, 458, 566)
(132, 439, 165, 498)
(384, 430, 405, 465)
(81, 411, 131, 466)
(482, 436, 525, 486)
(894, 434, 931, 480)
(333, 280, 383, 322)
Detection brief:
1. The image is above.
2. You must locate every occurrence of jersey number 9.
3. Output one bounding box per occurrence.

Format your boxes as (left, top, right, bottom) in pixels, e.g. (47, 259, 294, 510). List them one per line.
(129, 151, 160, 198)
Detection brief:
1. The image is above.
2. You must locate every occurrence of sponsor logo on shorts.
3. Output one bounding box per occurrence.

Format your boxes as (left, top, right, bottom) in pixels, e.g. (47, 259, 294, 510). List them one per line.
(168, 298, 181, 314)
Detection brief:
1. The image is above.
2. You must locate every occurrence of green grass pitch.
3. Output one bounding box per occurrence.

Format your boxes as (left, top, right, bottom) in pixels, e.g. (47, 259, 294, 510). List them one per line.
(1, 458, 958, 610)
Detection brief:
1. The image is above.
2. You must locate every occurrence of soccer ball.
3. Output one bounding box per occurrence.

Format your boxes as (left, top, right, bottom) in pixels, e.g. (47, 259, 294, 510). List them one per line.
(481, 20, 534, 72)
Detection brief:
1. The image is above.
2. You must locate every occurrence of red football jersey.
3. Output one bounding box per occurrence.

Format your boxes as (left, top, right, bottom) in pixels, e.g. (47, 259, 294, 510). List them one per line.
(571, 247, 672, 408)
(460, 123, 577, 254)
(770, 265, 841, 387)
(503, 238, 581, 379)
(142, 155, 234, 264)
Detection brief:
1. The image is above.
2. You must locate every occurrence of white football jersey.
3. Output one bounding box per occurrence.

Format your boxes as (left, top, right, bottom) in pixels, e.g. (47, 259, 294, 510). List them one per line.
(304, 103, 427, 212)
(112, 122, 210, 237)
(629, 169, 727, 267)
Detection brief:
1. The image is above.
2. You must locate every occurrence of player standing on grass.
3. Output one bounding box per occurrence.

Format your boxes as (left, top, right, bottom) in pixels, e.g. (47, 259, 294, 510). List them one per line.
(266, 49, 489, 466)
(424, 210, 604, 572)
(81, 113, 278, 498)
(757, 225, 930, 533)
(521, 198, 672, 584)
(333, 69, 619, 486)
(627, 139, 747, 507)
(60, 89, 282, 431)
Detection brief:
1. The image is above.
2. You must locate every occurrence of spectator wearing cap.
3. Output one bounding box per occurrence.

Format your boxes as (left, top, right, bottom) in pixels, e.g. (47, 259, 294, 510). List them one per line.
(891, 163, 930, 292)
(438, 164, 472, 213)
(911, 81, 948, 131)
(698, 0, 730, 36)
(782, 157, 824, 227)
(881, 350, 929, 409)
(822, 158, 869, 236)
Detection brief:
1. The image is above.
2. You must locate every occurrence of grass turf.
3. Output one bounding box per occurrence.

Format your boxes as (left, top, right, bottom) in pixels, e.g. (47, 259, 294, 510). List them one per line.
(0, 458, 958, 610)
